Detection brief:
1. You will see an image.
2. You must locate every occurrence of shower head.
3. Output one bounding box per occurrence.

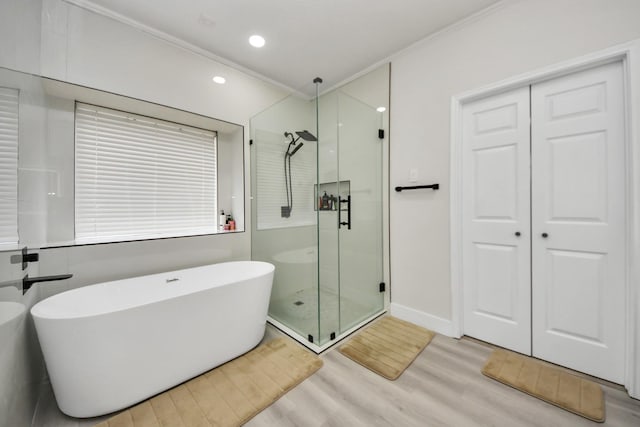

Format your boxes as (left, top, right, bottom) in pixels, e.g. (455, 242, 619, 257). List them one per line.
(295, 130, 317, 141)
(289, 142, 304, 157)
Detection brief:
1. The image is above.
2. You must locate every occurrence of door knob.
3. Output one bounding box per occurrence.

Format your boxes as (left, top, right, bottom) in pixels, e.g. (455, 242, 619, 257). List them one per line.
(542, 232, 548, 238)
(515, 231, 521, 237)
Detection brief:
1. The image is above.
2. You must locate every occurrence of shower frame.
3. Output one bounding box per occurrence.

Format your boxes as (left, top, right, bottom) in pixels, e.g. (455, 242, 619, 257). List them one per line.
(250, 65, 391, 353)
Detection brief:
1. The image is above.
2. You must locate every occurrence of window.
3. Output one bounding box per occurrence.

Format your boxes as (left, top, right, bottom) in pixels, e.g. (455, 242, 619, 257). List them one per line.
(75, 103, 217, 243)
(0, 87, 19, 245)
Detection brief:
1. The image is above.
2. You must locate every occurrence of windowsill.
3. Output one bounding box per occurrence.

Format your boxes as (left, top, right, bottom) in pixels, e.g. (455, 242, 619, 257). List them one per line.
(0, 243, 21, 253)
(33, 229, 245, 249)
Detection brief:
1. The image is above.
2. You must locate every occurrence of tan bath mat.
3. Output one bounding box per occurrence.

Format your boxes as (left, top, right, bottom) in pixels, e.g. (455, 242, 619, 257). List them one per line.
(482, 349, 605, 422)
(95, 338, 323, 427)
(338, 316, 435, 380)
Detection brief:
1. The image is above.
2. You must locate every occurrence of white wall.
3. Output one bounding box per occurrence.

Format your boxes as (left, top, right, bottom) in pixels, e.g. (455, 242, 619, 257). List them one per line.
(40, 0, 287, 127)
(0, 1, 289, 426)
(0, 0, 41, 75)
(0, 0, 291, 272)
(35, 0, 288, 261)
(389, 0, 640, 331)
(217, 128, 245, 231)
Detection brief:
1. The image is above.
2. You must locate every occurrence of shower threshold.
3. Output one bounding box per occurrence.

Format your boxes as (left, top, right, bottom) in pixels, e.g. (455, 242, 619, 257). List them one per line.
(267, 309, 387, 354)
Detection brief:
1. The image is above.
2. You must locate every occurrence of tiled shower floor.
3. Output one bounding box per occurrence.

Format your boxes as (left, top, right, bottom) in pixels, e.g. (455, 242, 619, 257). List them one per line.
(268, 287, 375, 344)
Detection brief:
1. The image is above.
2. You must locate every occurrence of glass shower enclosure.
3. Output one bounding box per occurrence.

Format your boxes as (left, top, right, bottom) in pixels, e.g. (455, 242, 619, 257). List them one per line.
(251, 65, 389, 350)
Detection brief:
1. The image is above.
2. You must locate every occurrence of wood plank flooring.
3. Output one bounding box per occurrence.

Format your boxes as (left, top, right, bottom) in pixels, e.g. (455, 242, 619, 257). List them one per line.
(33, 325, 640, 427)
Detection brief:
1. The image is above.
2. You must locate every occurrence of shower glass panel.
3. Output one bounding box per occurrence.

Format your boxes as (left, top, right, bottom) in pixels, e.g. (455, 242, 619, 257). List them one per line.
(316, 84, 340, 345)
(251, 65, 388, 349)
(250, 81, 323, 343)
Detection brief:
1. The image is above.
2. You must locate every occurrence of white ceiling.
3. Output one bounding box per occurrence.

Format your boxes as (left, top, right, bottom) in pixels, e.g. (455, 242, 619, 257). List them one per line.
(70, 0, 501, 94)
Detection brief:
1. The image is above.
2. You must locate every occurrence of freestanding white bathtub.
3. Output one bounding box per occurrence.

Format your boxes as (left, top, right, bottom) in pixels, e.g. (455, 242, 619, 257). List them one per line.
(31, 261, 275, 418)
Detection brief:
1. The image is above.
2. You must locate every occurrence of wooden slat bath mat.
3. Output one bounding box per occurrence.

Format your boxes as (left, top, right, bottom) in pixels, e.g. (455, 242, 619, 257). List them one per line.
(482, 349, 605, 422)
(95, 338, 322, 427)
(338, 316, 435, 380)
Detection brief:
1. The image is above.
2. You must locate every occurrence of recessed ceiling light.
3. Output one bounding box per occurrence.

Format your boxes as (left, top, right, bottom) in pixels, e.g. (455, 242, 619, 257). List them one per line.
(376, 106, 386, 112)
(249, 35, 266, 48)
(212, 76, 226, 84)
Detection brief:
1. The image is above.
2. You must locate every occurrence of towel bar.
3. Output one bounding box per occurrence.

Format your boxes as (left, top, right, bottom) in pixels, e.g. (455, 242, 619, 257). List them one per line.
(395, 184, 439, 192)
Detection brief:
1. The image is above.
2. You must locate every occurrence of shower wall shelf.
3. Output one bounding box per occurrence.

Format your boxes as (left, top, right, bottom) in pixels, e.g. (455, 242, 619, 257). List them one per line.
(315, 180, 350, 211)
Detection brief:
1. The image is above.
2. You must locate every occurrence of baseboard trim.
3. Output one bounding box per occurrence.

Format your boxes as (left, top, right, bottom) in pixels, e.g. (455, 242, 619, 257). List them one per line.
(390, 303, 455, 337)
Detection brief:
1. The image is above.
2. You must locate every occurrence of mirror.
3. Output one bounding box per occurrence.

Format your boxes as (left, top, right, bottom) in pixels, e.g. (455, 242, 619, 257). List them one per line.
(0, 66, 244, 249)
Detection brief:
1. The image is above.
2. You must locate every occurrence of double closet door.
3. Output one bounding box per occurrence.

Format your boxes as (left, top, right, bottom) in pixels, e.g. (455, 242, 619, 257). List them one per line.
(461, 61, 626, 383)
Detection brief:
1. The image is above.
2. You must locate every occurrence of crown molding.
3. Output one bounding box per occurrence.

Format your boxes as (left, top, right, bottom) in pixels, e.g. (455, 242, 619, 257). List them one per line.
(321, 1, 508, 95)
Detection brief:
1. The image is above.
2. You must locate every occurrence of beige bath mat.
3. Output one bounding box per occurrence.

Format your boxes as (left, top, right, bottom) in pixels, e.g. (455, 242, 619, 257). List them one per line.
(338, 316, 435, 380)
(95, 338, 322, 427)
(482, 349, 605, 422)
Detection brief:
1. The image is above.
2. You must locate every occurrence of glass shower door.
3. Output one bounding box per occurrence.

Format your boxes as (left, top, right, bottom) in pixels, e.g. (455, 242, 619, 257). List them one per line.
(316, 89, 384, 345)
(337, 92, 384, 333)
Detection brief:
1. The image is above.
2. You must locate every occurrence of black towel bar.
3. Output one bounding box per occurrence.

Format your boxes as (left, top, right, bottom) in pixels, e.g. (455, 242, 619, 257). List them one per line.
(395, 184, 439, 192)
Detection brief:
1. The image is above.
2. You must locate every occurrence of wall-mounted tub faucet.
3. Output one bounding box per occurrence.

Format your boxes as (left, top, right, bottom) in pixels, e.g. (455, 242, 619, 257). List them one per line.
(23, 274, 73, 295)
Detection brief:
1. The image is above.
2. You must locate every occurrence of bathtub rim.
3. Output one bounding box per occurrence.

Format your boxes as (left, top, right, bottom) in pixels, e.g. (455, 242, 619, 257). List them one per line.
(31, 260, 274, 321)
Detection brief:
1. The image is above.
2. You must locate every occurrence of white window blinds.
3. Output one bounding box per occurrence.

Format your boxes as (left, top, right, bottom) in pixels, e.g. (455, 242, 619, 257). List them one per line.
(75, 103, 217, 243)
(0, 87, 19, 245)
(255, 129, 315, 230)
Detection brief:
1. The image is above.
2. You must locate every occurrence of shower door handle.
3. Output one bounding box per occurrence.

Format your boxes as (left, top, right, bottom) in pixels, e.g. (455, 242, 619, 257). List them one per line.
(338, 195, 351, 230)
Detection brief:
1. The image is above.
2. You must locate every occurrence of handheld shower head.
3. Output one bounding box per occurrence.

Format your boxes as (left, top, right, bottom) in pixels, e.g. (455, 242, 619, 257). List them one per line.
(289, 142, 304, 157)
(281, 132, 306, 219)
(284, 130, 313, 157)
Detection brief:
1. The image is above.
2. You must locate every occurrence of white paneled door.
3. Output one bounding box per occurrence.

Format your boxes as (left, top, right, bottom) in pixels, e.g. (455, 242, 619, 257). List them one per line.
(531, 62, 626, 383)
(461, 61, 626, 383)
(462, 86, 532, 355)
